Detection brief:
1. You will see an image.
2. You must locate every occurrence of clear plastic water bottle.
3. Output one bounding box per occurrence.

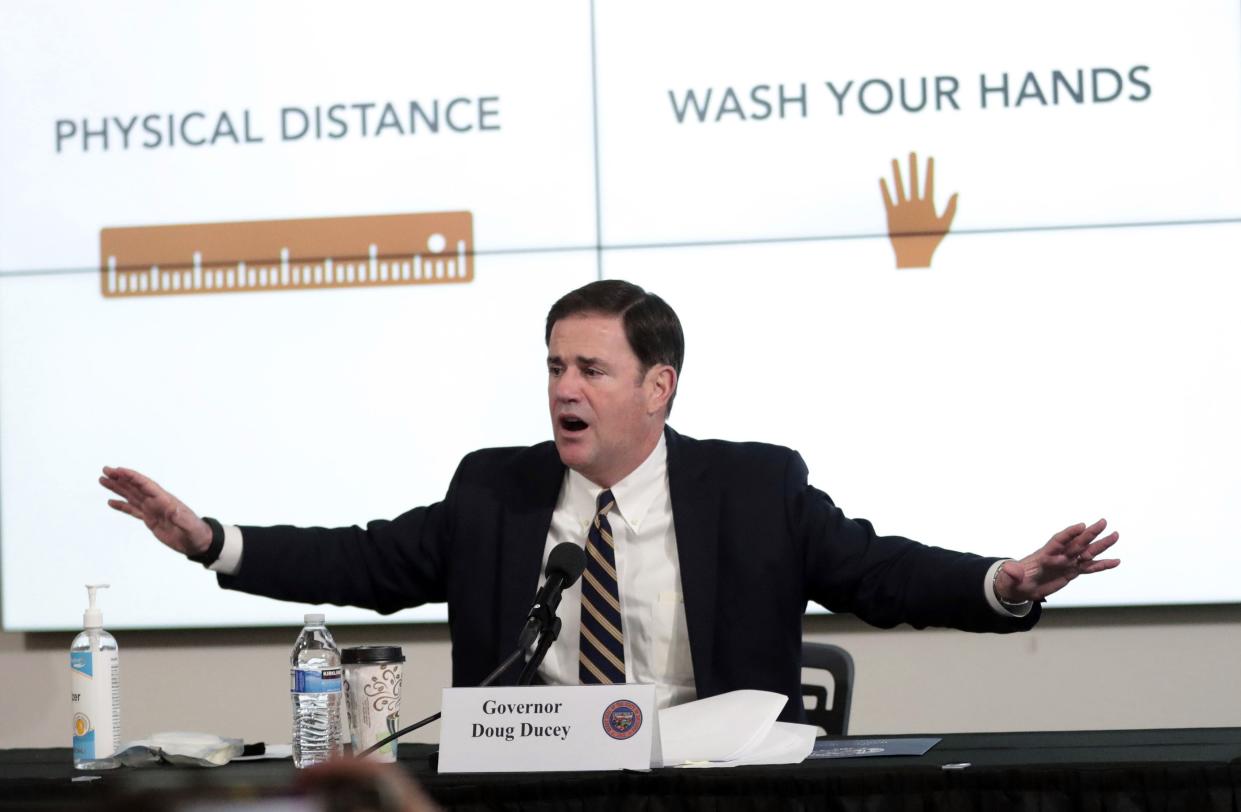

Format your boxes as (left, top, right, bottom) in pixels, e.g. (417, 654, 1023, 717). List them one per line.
(290, 613, 343, 768)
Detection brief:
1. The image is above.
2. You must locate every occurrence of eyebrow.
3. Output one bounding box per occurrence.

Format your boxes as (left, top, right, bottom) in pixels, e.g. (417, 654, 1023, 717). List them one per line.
(547, 355, 606, 368)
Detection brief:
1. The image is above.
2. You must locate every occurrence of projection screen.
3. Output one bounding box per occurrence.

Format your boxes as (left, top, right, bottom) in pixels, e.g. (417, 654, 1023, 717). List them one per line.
(2, 0, 1239, 630)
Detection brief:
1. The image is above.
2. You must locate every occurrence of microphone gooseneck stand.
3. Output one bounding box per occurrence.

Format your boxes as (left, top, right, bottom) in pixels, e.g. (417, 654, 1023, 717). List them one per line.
(517, 617, 561, 686)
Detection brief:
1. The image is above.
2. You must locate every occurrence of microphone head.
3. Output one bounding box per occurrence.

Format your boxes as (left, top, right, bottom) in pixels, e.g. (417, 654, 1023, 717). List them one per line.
(545, 542, 586, 587)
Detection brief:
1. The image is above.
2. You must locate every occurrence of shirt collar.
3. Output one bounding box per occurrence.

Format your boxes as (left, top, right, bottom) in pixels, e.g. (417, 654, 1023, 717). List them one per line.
(566, 432, 667, 533)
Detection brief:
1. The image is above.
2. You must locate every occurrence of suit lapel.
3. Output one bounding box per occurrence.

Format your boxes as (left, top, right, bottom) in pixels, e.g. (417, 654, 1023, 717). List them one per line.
(666, 427, 720, 695)
(496, 442, 564, 678)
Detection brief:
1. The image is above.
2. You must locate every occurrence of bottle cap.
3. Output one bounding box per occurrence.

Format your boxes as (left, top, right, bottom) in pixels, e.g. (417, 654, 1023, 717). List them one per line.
(304, 613, 325, 624)
(84, 584, 110, 629)
(342, 645, 405, 665)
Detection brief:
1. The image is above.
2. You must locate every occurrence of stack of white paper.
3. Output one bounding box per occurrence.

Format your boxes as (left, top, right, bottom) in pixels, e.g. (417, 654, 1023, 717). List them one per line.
(655, 690, 817, 768)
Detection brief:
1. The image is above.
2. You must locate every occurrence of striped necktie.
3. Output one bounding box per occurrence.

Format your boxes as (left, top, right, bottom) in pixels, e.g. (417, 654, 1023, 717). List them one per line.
(579, 489, 625, 684)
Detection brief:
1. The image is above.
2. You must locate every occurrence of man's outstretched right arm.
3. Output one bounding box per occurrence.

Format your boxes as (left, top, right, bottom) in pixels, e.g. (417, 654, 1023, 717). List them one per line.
(100, 465, 451, 614)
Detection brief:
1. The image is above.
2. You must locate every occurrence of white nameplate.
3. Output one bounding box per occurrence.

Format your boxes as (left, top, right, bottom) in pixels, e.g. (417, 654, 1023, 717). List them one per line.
(438, 684, 656, 773)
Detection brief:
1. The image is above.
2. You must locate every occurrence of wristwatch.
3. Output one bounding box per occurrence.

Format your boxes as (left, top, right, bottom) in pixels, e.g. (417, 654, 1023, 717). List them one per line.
(187, 516, 225, 567)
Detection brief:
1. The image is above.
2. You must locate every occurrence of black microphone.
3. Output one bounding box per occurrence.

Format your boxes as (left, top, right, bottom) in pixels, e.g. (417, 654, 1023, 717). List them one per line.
(517, 542, 586, 650)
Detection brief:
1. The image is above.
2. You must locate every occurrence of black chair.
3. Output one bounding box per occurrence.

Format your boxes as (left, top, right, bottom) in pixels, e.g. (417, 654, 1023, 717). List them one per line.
(800, 642, 854, 735)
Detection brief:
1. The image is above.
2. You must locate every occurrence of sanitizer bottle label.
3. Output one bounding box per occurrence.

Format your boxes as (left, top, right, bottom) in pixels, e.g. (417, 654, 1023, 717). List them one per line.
(71, 651, 120, 760)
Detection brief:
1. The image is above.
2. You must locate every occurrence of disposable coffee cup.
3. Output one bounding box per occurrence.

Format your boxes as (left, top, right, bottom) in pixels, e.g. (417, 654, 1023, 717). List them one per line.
(341, 645, 404, 762)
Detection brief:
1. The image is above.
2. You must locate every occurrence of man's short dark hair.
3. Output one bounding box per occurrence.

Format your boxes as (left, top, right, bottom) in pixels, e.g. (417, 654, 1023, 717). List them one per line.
(545, 279, 685, 414)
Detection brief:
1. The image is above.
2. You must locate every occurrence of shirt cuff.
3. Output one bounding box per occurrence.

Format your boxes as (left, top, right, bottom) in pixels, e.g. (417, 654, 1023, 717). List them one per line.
(207, 525, 244, 575)
(985, 559, 1032, 618)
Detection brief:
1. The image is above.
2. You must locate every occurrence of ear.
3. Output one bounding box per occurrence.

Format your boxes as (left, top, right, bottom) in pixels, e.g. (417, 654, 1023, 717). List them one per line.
(645, 365, 677, 415)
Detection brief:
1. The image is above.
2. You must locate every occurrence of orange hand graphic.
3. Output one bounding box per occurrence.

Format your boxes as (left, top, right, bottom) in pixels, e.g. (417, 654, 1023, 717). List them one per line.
(879, 152, 958, 269)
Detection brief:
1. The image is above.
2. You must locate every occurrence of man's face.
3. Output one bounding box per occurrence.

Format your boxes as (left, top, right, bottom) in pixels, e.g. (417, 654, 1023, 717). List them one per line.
(547, 313, 670, 488)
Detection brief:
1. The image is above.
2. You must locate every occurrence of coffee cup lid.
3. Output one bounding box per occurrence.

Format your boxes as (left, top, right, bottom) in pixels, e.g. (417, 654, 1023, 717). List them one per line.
(342, 645, 405, 664)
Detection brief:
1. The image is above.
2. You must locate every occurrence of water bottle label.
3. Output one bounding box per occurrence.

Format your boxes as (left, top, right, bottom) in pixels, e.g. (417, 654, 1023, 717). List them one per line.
(291, 667, 342, 693)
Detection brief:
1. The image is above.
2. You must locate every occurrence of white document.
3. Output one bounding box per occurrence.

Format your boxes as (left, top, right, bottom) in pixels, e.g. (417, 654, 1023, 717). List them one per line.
(656, 690, 816, 768)
(683, 722, 819, 768)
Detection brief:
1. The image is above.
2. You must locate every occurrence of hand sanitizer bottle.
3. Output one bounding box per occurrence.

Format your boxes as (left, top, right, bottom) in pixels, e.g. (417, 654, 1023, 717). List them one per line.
(70, 584, 121, 769)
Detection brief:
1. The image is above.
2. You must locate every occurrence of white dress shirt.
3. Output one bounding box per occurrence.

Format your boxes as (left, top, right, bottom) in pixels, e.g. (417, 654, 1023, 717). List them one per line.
(535, 433, 697, 710)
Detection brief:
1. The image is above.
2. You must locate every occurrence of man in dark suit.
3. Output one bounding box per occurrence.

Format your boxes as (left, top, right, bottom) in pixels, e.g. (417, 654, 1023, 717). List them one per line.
(101, 279, 1120, 721)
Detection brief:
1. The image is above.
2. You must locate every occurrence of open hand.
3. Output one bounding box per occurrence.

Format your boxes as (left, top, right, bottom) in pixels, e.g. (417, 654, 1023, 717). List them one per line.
(100, 466, 213, 556)
(879, 152, 959, 269)
(994, 519, 1120, 603)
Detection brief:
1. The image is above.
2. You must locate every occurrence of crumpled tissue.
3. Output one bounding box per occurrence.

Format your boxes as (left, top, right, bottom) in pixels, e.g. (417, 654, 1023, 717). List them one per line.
(113, 731, 245, 767)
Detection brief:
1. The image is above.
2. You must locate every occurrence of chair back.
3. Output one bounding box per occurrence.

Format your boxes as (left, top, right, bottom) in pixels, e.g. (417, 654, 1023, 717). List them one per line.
(800, 642, 854, 735)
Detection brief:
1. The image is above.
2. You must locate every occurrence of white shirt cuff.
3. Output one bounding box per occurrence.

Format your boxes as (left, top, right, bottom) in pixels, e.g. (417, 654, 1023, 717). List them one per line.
(984, 559, 1032, 617)
(207, 524, 244, 575)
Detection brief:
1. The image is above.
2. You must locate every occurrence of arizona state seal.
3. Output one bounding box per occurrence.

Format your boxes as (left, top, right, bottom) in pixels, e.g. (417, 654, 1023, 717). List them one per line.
(602, 700, 642, 740)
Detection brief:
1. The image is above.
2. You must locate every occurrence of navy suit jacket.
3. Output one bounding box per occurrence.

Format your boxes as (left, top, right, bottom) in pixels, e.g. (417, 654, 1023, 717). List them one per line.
(222, 427, 1039, 721)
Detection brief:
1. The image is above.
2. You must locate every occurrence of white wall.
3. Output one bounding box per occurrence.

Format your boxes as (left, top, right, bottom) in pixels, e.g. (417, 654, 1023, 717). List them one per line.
(4, 604, 1240, 750)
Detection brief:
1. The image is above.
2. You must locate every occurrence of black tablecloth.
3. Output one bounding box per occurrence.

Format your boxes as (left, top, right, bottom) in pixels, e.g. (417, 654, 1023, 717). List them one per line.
(4, 728, 1241, 811)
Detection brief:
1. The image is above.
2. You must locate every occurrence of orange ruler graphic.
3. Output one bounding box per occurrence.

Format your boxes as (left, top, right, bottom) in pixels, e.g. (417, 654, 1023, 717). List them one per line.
(100, 211, 473, 298)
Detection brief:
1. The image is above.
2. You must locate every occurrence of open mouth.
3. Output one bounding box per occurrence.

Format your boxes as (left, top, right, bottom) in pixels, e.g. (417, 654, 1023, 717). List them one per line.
(558, 415, 589, 433)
